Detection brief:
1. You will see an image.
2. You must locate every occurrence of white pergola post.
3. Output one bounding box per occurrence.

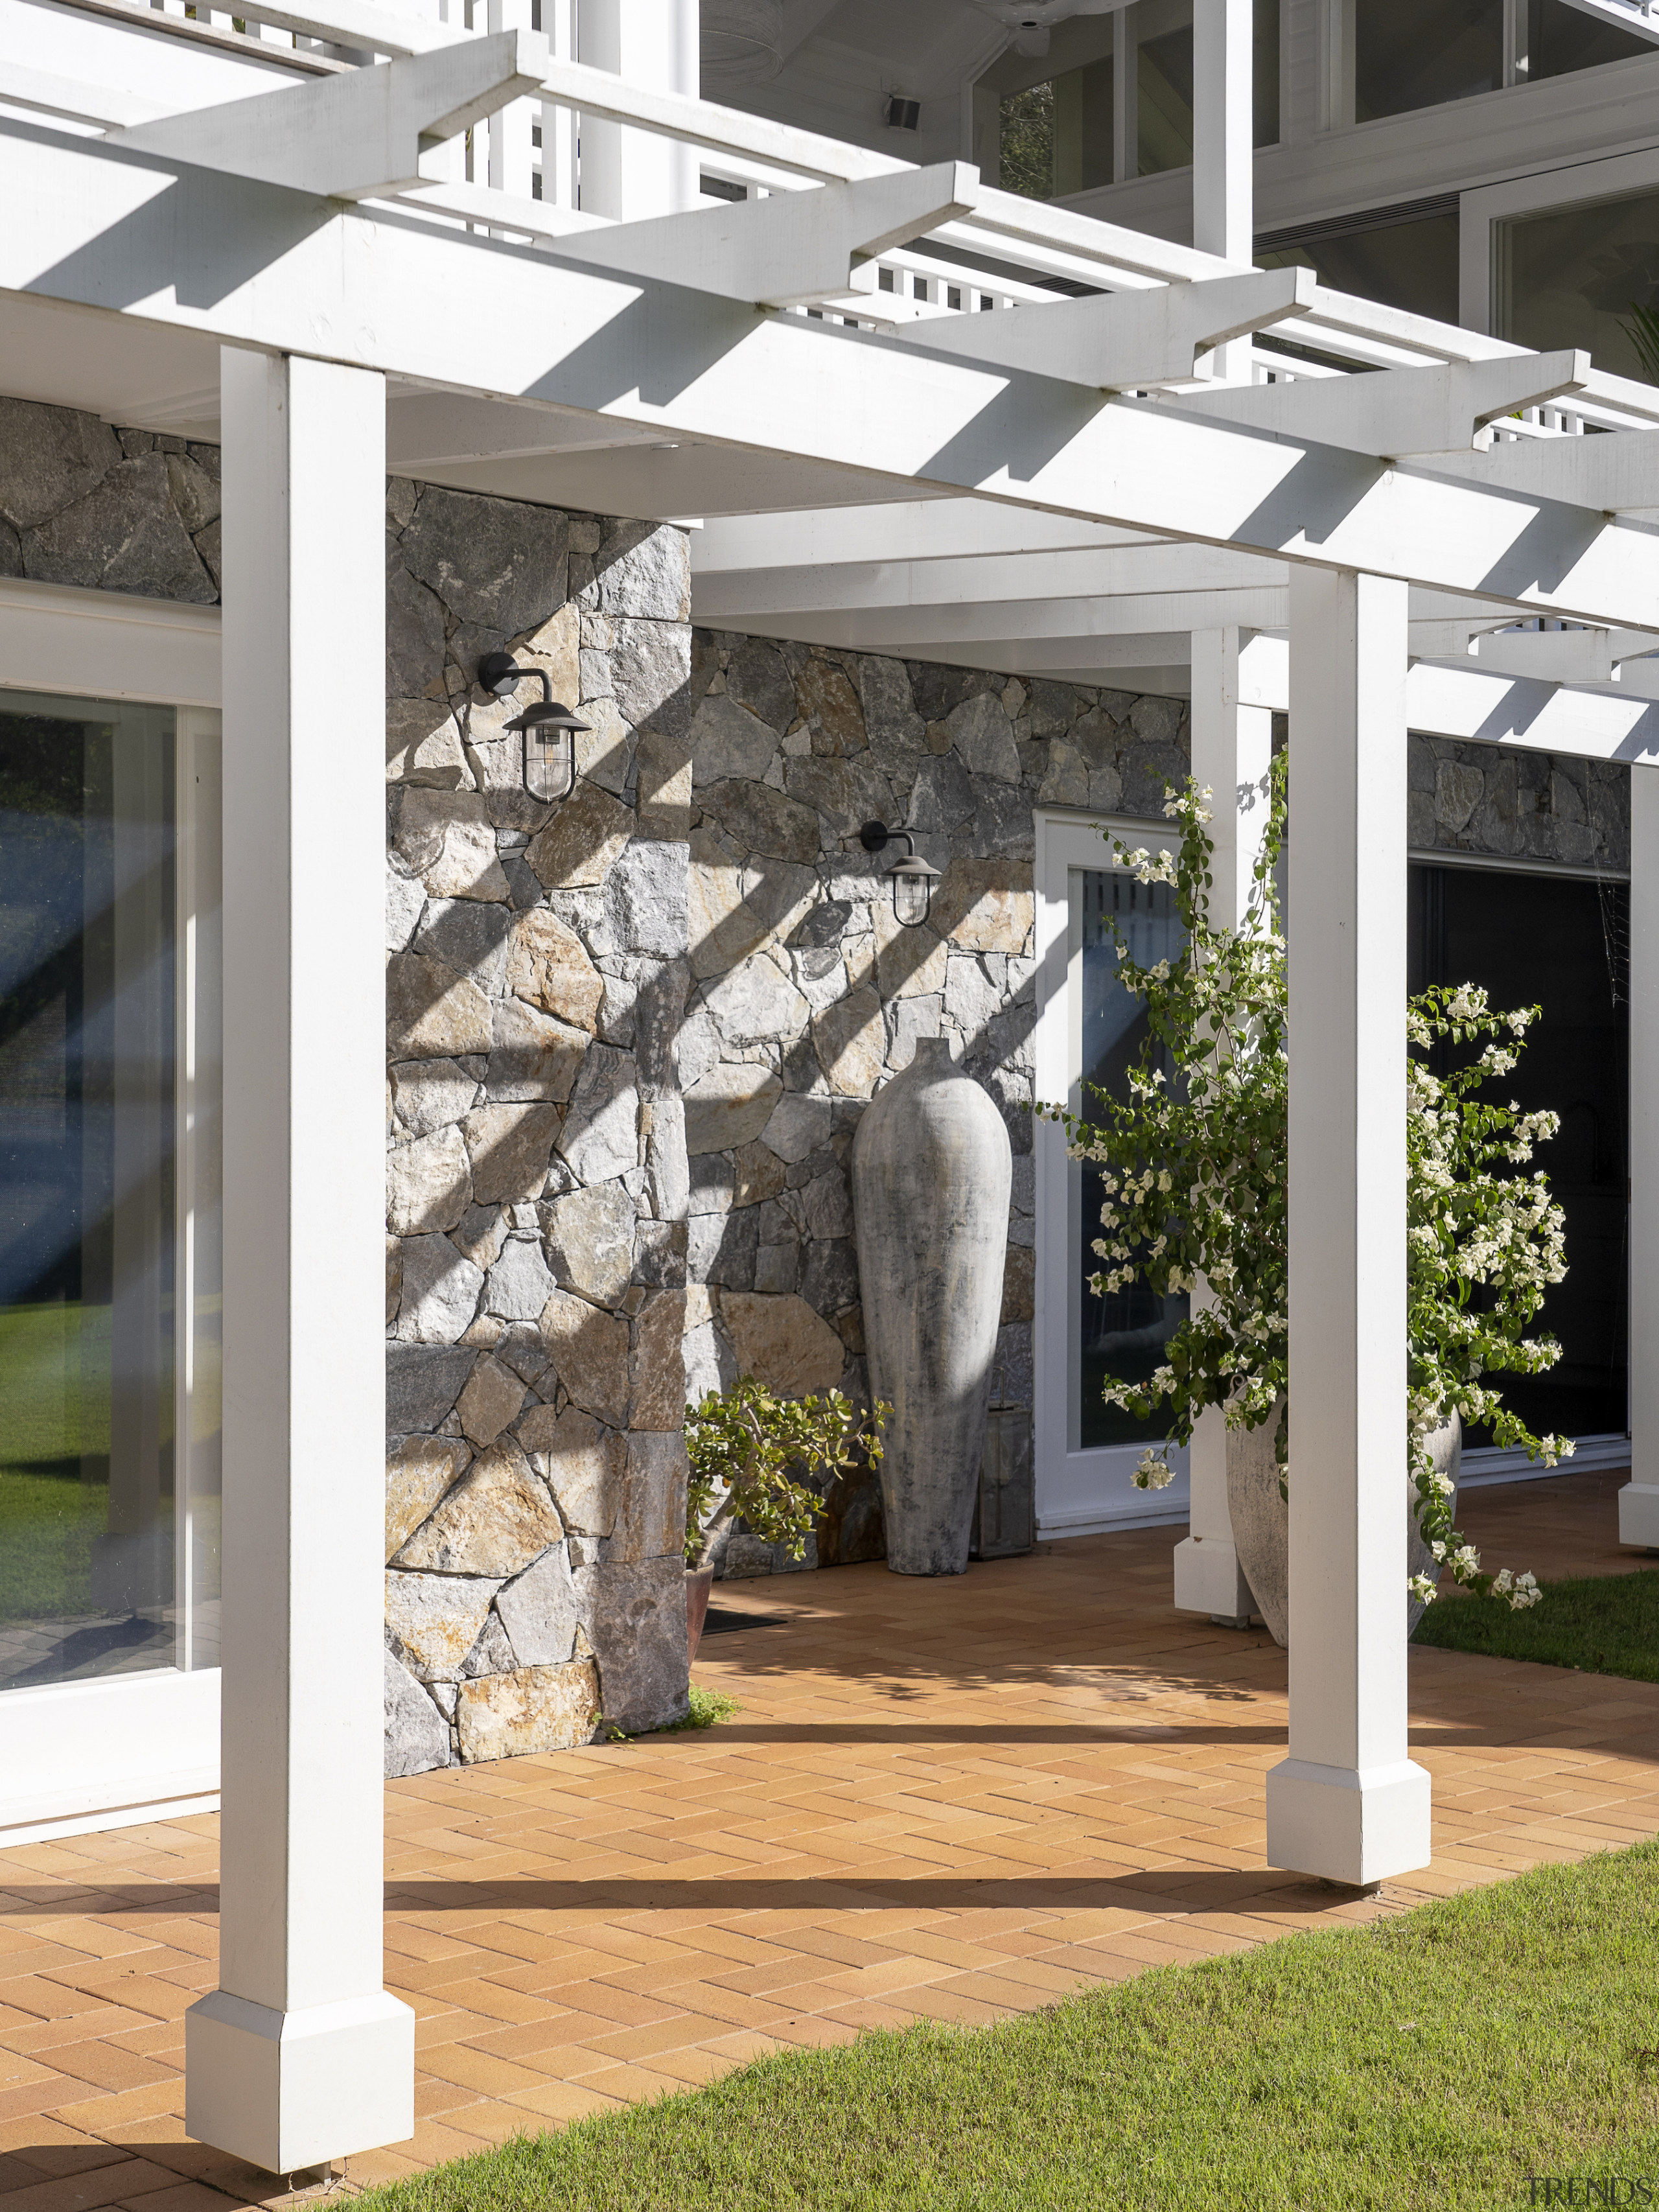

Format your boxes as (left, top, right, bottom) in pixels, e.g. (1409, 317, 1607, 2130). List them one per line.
(1192, 0, 1253, 383)
(184, 349, 413, 2176)
(1266, 566, 1432, 1887)
(1173, 625, 1271, 1624)
(1621, 765, 1659, 1547)
(576, 0, 699, 220)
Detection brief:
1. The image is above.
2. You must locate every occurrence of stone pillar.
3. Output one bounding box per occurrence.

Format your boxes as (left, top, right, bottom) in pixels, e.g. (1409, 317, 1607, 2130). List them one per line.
(576, 0, 699, 222)
(1265, 566, 1432, 1887)
(1621, 763, 1659, 1546)
(185, 349, 414, 2174)
(1172, 626, 1270, 1624)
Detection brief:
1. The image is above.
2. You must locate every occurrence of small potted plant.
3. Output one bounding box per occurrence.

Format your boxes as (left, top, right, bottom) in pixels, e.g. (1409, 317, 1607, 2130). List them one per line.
(683, 1378, 888, 1660)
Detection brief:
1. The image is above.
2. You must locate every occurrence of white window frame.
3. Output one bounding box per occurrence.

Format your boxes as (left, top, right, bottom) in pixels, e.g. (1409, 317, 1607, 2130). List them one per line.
(1459, 144, 1659, 331)
(0, 576, 224, 1845)
(1033, 807, 1192, 1539)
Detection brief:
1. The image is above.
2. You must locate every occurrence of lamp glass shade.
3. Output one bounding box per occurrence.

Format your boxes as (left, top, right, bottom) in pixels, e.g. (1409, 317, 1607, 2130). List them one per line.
(890, 858, 934, 929)
(524, 721, 574, 803)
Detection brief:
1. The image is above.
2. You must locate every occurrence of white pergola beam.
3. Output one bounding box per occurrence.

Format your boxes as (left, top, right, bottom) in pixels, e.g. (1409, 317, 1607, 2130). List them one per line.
(715, 588, 1290, 653)
(1428, 427, 1659, 513)
(1557, 0, 1659, 42)
(1179, 351, 1596, 459)
(114, 33, 548, 199)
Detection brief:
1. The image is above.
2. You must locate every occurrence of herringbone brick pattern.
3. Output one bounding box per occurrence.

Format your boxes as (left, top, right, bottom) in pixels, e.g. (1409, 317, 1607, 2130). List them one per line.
(1, 1471, 1656, 2210)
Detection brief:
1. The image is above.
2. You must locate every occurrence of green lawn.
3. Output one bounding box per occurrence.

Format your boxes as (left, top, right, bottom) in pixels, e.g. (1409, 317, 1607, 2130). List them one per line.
(0, 1301, 110, 1622)
(1414, 1568, 1659, 1684)
(348, 1841, 1659, 2212)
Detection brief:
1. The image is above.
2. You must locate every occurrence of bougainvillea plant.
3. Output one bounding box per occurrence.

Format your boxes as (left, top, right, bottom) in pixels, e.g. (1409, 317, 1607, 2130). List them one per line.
(1042, 762, 1567, 1611)
(683, 1376, 889, 1573)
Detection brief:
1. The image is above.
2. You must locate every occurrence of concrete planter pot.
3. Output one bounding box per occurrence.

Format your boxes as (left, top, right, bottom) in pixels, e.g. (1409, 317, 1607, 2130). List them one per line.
(685, 1565, 716, 1663)
(851, 1037, 1012, 1576)
(1226, 1403, 1461, 1647)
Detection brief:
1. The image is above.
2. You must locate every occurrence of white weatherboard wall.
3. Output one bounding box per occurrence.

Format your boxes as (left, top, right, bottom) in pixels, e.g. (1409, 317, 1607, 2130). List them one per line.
(1266, 568, 1431, 1888)
(184, 349, 413, 2174)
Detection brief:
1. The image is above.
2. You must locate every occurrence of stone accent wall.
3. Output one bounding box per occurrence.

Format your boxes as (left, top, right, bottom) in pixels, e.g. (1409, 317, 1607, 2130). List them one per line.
(0, 400, 221, 600)
(679, 635, 1192, 1577)
(1410, 735, 1630, 872)
(382, 482, 696, 1774)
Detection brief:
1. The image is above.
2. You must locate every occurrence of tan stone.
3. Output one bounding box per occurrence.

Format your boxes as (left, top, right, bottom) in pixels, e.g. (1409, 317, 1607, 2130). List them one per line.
(386, 1234, 403, 1329)
(796, 657, 864, 754)
(605, 1432, 688, 1563)
(384, 1568, 499, 1683)
(523, 600, 581, 704)
(931, 860, 1034, 955)
(732, 1140, 787, 1208)
(456, 1352, 529, 1449)
(488, 999, 585, 1103)
(811, 986, 885, 1097)
(393, 1434, 563, 1577)
(636, 728, 693, 840)
(385, 1434, 470, 1562)
(630, 1291, 687, 1431)
(542, 1181, 634, 1309)
(386, 1125, 472, 1235)
(456, 1657, 600, 1761)
(393, 789, 509, 901)
(575, 695, 631, 797)
(386, 953, 493, 1059)
(525, 780, 635, 890)
(505, 909, 604, 1031)
(721, 1291, 846, 1396)
(683, 1062, 783, 1154)
(517, 1404, 627, 1537)
(1001, 1243, 1036, 1325)
(539, 1289, 631, 1425)
(386, 700, 468, 789)
(463, 1102, 562, 1204)
(874, 905, 949, 1000)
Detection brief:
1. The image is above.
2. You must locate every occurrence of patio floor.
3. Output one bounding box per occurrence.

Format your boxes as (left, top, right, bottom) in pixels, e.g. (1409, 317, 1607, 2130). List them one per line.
(2, 1466, 1657, 2211)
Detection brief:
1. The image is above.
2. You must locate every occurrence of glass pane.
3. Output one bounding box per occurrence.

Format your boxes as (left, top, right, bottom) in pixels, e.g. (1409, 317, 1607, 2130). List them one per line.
(999, 79, 1056, 201)
(1527, 0, 1654, 79)
(1055, 58, 1114, 195)
(1258, 213, 1459, 324)
(1139, 25, 1194, 176)
(0, 693, 187, 1691)
(1356, 0, 1503, 119)
(1073, 867, 1190, 1451)
(1498, 185, 1659, 381)
(1254, 0, 1281, 147)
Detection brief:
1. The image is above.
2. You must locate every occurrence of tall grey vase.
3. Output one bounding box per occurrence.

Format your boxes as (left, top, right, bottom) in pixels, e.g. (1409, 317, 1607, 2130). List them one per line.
(851, 1037, 1012, 1576)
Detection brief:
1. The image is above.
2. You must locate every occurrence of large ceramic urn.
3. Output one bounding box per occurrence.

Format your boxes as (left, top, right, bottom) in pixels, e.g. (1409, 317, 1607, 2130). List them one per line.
(851, 1038, 1012, 1575)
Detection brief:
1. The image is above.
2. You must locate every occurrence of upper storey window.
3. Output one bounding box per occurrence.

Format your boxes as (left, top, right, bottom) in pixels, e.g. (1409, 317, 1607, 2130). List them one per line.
(1348, 0, 1654, 124)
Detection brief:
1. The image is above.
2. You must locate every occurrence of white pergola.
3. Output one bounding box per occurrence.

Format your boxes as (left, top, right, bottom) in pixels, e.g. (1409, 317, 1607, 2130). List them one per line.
(6, 0, 1659, 2171)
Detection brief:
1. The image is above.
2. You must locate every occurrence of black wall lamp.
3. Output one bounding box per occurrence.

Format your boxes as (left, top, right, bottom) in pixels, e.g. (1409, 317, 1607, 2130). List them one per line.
(478, 652, 589, 804)
(857, 820, 940, 929)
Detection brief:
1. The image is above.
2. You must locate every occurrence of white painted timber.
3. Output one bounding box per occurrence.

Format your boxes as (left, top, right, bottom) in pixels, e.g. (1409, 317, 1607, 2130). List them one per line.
(1173, 625, 1271, 1625)
(0, 577, 220, 707)
(1266, 568, 1432, 1887)
(1557, 0, 1659, 40)
(1424, 429, 1659, 513)
(1191, 0, 1254, 383)
(0, 1668, 219, 1848)
(1623, 763, 1659, 1550)
(183, 349, 413, 2174)
(1178, 353, 1600, 458)
(114, 33, 548, 198)
(575, 0, 700, 221)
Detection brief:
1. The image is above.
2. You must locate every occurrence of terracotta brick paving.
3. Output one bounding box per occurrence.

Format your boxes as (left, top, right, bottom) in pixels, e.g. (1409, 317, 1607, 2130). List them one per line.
(1, 1468, 1656, 2209)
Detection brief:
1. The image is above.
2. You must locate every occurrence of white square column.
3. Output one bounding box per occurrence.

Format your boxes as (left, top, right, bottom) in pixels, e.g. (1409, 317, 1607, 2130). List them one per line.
(1173, 627, 1271, 1624)
(576, 0, 699, 220)
(185, 350, 414, 2176)
(1621, 764, 1659, 1547)
(1192, 0, 1253, 382)
(1265, 568, 1432, 1887)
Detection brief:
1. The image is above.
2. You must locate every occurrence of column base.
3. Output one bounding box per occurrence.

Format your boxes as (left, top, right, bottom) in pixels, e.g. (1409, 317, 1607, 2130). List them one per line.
(1266, 1756, 1432, 1886)
(1172, 1534, 1255, 1623)
(1618, 1482, 1659, 1550)
(185, 1988, 415, 2174)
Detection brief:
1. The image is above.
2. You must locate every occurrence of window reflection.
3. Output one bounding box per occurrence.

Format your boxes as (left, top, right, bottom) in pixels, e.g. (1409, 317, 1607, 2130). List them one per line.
(1258, 209, 1460, 327)
(1498, 185, 1659, 380)
(1073, 867, 1189, 1452)
(1356, 0, 1503, 119)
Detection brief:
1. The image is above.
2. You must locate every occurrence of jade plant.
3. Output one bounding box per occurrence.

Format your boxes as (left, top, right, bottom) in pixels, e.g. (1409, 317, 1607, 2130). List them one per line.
(683, 1376, 889, 1574)
(1043, 762, 1568, 1611)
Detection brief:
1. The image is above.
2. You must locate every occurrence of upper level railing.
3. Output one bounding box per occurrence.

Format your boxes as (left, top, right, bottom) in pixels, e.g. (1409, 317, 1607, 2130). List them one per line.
(12, 0, 1659, 445)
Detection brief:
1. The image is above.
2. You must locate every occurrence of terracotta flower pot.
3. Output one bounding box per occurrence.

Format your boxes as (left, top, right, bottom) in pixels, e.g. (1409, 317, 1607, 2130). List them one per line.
(685, 1564, 716, 1662)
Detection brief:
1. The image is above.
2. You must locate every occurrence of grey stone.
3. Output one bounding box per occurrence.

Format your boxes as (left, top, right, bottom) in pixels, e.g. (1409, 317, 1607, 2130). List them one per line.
(395, 1434, 561, 1576)
(725, 638, 798, 734)
(612, 616, 693, 738)
(1435, 762, 1484, 833)
(397, 1234, 485, 1343)
(596, 520, 689, 620)
(703, 778, 820, 863)
(22, 454, 215, 601)
(386, 870, 426, 953)
(384, 1650, 453, 1776)
(645, 1093, 690, 1224)
(754, 1242, 798, 1295)
(704, 953, 807, 1046)
(385, 1570, 502, 1682)
(688, 1205, 758, 1290)
(386, 557, 447, 700)
(684, 1064, 783, 1154)
(597, 1430, 688, 1563)
(557, 1044, 640, 1184)
(852, 1038, 1012, 1575)
(690, 690, 778, 784)
(1038, 739, 1090, 808)
(944, 693, 1019, 784)
(386, 955, 494, 1060)
(386, 1344, 476, 1433)
(165, 451, 219, 534)
(495, 1320, 552, 1387)
(456, 1353, 533, 1450)
(393, 789, 511, 902)
(786, 901, 852, 951)
(688, 1150, 735, 1215)
(524, 781, 635, 891)
(781, 756, 895, 841)
(721, 1291, 846, 1394)
(496, 1541, 581, 1666)
(542, 1180, 636, 1307)
(572, 1557, 689, 1732)
(857, 655, 925, 746)
(517, 1404, 627, 1536)
(386, 700, 467, 795)
(539, 1290, 631, 1425)
(634, 958, 690, 1095)
(461, 1611, 517, 1679)
(800, 1237, 859, 1316)
(909, 756, 976, 833)
(800, 1165, 854, 1239)
(390, 1058, 478, 1140)
(1028, 679, 1080, 737)
(1120, 740, 1189, 817)
(966, 778, 1038, 860)
(463, 1102, 563, 1204)
(1129, 693, 1185, 747)
(0, 399, 121, 530)
(450, 1202, 509, 1273)
(761, 1091, 833, 1165)
(398, 483, 566, 636)
(486, 999, 586, 1104)
(688, 841, 817, 982)
(487, 1235, 557, 1321)
(605, 838, 688, 958)
(387, 1126, 472, 1235)
(944, 954, 1003, 1038)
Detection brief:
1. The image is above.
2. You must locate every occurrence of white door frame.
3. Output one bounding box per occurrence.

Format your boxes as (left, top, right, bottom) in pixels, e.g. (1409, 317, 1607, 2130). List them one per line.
(1459, 143, 1659, 332)
(0, 577, 224, 1845)
(1033, 805, 1193, 1538)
